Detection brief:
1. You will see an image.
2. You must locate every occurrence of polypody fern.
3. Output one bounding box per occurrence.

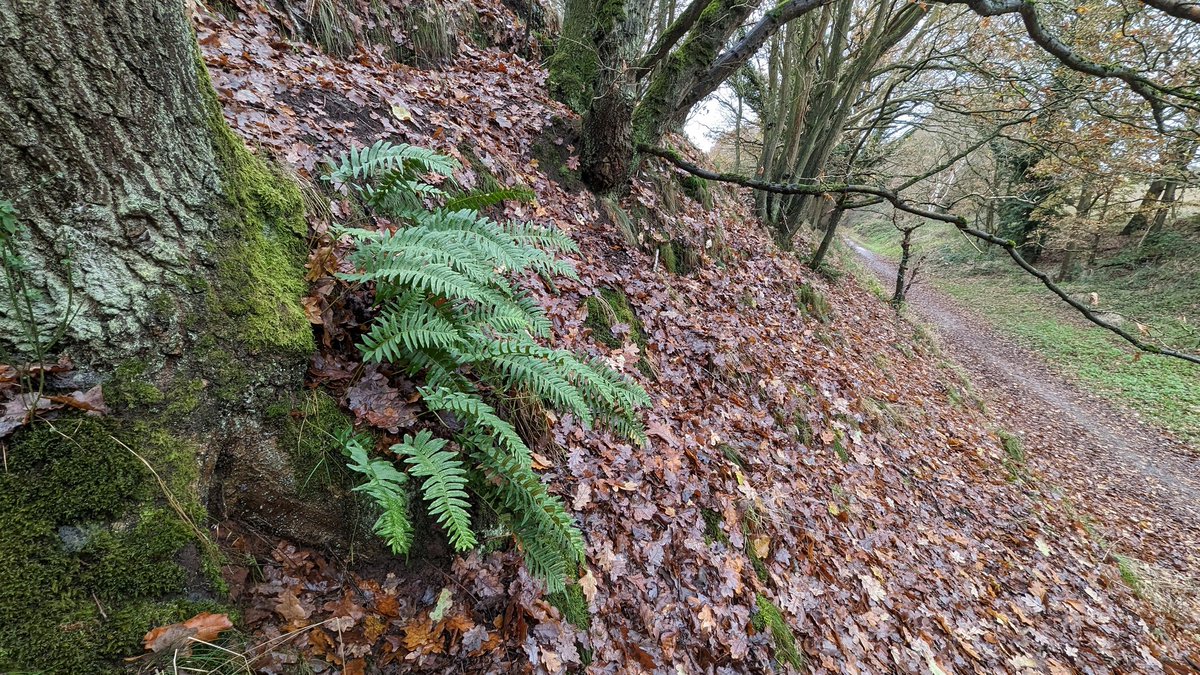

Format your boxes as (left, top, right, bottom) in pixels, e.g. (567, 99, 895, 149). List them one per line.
(326, 142, 650, 592)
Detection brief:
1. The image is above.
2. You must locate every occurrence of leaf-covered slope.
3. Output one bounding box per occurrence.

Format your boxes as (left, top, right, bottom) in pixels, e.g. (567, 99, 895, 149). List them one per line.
(197, 2, 1193, 671)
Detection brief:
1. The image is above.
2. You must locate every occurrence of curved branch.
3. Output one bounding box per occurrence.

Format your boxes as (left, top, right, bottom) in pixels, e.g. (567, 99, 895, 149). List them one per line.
(1136, 0, 1200, 23)
(639, 144, 1200, 365)
(681, 0, 838, 114)
(634, 0, 710, 81)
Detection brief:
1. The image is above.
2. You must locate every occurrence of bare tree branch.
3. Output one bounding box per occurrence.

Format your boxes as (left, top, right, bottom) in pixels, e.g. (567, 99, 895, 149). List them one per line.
(639, 144, 1200, 365)
(634, 0, 711, 81)
(944, 0, 1200, 127)
(680, 0, 839, 114)
(1134, 0, 1200, 24)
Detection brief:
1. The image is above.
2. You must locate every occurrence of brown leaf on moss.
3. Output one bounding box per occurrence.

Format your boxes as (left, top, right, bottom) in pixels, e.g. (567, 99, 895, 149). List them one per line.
(143, 612, 233, 654)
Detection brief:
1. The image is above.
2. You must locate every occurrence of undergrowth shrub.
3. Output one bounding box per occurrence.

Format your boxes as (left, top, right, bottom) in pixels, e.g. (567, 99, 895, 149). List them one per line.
(324, 141, 650, 591)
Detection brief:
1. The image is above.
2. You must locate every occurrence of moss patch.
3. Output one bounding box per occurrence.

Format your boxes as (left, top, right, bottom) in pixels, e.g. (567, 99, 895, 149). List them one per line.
(268, 390, 355, 496)
(198, 59, 313, 356)
(752, 593, 805, 670)
(658, 239, 702, 275)
(680, 174, 714, 210)
(105, 359, 166, 409)
(0, 419, 218, 672)
(546, 2, 600, 112)
(585, 287, 651, 377)
(701, 507, 730, 545)
(796, 283, 832, 323)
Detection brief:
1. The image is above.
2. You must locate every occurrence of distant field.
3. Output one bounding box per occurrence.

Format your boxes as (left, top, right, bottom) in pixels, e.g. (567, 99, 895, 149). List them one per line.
(850, 219, 1200, 445)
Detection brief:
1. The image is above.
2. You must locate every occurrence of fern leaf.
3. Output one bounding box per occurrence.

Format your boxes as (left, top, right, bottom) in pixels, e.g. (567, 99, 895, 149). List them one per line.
(445, 187, 536, 212)
(326, 141, 459, 185)
(472, 441, 585, 564)
(341, 432, 414, 555)
(359, 297, 464, 363)
(373, 494, 414, 555)
(395, 430, 477, 552)
(421, 387, 531, 465)
(472, 341, 594, 426)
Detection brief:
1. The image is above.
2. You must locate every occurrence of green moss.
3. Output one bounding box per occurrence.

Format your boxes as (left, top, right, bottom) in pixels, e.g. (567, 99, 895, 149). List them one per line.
(547, 584, 591, 630)
(719, 443, 745, 468)
(0, 419, 218, 672)
(997, 429, 1027, 481)
(165, 378, 206, 416)
(747, 544, 770, 585)
(1115, 554, 1146, 596)
(270, 390, 355, 495)
(585, 288, 647, 351)
(105, 360, 166, 409)
(752, 593, 805, 670)
(680, 174, 714, 209)
(832, 437, 850, 463)
(198, 57, 313, 356)
(796, 283, 831, 323)
(585, 287, 652, 377)
(701, 507, 729, 545)
(459, 143, 506, 194)
(656, 238, 701, 276)
(659, 240, 679, 274)
(546, 2, 600, 112)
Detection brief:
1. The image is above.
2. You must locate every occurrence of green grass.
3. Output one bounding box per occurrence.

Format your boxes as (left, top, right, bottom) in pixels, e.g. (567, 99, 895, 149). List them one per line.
(936, 273, 1199, 444)
(850, 220, 1200, 445)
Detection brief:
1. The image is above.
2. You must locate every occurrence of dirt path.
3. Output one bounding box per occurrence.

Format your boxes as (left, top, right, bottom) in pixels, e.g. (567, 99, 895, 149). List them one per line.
(849, 240, 1200, 637)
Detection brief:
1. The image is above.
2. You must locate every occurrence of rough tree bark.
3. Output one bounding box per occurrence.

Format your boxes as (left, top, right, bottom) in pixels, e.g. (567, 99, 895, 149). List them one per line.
(0, 2, 364, 665)
(578, 0, 651, 193)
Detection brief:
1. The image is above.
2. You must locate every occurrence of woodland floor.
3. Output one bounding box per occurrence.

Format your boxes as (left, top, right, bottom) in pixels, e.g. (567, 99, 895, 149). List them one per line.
(187, 2, 1200, 671)
(850, 239, 1200, 645)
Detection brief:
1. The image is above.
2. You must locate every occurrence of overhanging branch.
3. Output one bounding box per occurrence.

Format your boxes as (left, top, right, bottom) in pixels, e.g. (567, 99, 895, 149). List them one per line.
(639, 144, 1200, 366)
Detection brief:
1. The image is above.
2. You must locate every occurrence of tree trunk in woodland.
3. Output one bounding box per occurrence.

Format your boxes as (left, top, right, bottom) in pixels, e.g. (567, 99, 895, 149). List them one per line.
(892, 227, 916, 307)
(579, 1, 650, 193)
(546, 0, 600, 113)
(0, 2, 364, 665)
(1122, 179, 1166, 235)
(808, 197, 843, 265)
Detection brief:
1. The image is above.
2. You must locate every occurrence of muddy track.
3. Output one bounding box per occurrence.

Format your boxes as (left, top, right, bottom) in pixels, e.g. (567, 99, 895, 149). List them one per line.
(849, 240, 1200, 636)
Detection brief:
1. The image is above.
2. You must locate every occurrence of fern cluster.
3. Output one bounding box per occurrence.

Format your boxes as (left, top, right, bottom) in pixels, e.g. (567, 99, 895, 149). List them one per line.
(327, 141, 650, 591)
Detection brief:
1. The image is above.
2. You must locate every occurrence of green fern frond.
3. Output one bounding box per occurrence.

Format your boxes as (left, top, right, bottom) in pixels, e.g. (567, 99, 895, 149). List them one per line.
(327, 140, 652, 592)
(326, 140, 459, 186)
(421, 387, 531, 465)
(341, 432, 413, 555)
(359, 297, 464, 363)
(373, 494, 414, 555)
(365, 176, 447, 213)
(505, 221, 580, 254)
(395, 430, 477, 552)
(472, 441, 585, 564)
(445, 187, 536, 212)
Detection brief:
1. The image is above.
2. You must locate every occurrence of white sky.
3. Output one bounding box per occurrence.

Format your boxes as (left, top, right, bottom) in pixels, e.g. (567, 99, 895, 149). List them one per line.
(684, 96, 725, 153)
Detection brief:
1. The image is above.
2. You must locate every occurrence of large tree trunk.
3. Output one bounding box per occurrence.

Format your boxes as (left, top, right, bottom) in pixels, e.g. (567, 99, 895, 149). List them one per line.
(1121, 179, 1166, 235)
(578, 0, 651, 193)
(0, 1, 363, 667)
(0, 0, 225, 358)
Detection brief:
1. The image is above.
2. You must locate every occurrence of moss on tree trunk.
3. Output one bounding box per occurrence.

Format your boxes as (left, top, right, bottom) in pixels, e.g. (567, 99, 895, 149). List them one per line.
(0, 0, 362, 669)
